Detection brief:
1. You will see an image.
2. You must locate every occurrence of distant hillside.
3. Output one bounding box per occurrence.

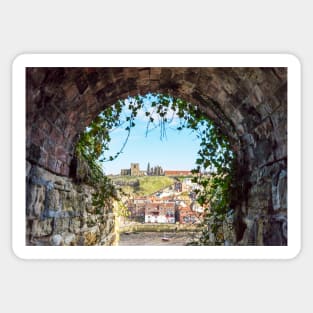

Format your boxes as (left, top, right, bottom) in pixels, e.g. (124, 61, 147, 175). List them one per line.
(110, 175, 175, 196)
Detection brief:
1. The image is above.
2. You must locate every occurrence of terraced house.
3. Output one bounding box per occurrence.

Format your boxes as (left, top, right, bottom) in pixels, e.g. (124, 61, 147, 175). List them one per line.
(145, 202, 176, 224)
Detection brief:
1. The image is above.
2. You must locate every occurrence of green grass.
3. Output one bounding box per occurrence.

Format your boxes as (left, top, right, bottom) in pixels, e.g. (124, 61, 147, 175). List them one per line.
(111, 175, 175, 196)
(176, 175, 193, 182)
(136, 176, 174, 195)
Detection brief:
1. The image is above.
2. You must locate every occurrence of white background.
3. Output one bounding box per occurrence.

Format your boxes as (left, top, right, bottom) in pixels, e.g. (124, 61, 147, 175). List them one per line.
(1, 1, 310, 312)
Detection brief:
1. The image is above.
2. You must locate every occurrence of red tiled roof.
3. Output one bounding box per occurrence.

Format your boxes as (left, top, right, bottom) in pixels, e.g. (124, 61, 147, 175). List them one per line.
(164, 170, 192, 176)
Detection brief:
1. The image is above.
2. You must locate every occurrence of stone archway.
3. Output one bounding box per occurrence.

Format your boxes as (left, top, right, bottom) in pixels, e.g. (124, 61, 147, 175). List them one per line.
(26, 67, 287, 246)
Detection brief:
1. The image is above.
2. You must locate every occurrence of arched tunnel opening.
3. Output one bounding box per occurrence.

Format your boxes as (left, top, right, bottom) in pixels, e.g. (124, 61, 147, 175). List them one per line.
(26, 67, 287, 246)
(71, 93, 236, 246)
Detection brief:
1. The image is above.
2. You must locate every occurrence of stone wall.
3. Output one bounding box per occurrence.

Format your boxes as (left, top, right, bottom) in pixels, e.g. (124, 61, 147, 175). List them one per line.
(239, 158, 287, 245)
(26, 161, 116, 246)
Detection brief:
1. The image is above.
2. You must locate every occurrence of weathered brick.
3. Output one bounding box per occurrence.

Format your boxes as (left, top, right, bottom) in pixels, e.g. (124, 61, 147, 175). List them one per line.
(55, 146, 67, 163)
(184, 68, 200, 84)
(85, 71, 98, 86)
(123, 68, 138, 78)
(150, 68, 161, 80)
(75, 74, 89, 94)
(138, 68, 150, 81)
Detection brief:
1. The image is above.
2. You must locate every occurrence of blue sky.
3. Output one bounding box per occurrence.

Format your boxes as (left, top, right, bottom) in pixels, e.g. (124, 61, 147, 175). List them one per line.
(101, 101, 202, 175)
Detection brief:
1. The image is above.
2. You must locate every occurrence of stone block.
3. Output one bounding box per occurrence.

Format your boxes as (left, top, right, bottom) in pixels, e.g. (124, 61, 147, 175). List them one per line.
(115, 78, 129, 95)
(63, 82, 79, 101)
(111, 68, 124, 80)
(54, 115, 67, 132)
(45, 188, 60, 211)
(75, 74, 89, 94)
(54, 217, 70, 234)
(150, 68, 161, 80)
(270, 105, 287, 160)
(230, 108, 244, 125)
(39, 118, 52, 134)
(69, 217, 82, 234)
(84, 230, 98, 246)
(178, 81, 195, 95)
(247, 84, 264, 110)
(60, 163, 70, 177)
(138, 85, 150, 95)
(197, 71, 212, 93)
(160, 68, 172, 82)
(254, 117, 273, 141)
(263, 219, 286, 246)
(273, 68, 287, 81)
(31, 127, 46, 147)
(26, 184, 45, 218)
(123, 68, 138, 79)
(248, 181, 272, 211)
(86, 71, 99, 87)
(28, 68, 47, 87)
(26, 161, 32, 177)
(254, 139, 275, 165)
(272, 169, 287, 210)
(184, 68, 200, 84)
(49, 126, 64, 146)
(31, 218, 53, 237)
(221, 75, 238, 95)
(27, 143, 47, 165)
(256, 100, 277, 119)
(274, 140, 287, 160)
(55, 146, 67, 163)
(241, 105, 262, 132)
(270, 104, 287, 131)
(149, 80, 160, 93)
(206, 78, 220, 97)
(256, 218, 264, 245)
(62, 232, 76, 245)
(50, 234, 63, 246)
(44, 68, 66, 85)
(125, 77, 138, 93)
(260, 69, 282, 94)
(241, 133, 256, 147)
(138, 68, 150, 82)
(216, 89, 230, 106)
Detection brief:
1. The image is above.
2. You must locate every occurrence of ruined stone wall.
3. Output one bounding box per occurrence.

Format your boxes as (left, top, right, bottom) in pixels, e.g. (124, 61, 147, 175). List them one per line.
(26, 161, 116, 246)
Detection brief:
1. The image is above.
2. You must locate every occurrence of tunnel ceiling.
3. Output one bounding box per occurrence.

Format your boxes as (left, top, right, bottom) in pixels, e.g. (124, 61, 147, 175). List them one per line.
(26, 67, 287, 177)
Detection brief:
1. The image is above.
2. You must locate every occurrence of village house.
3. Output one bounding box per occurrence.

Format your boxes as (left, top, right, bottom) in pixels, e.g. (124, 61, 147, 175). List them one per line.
(177, 204, 202, 224)
(174, 181, 182, 192)
(145, 202, 176, 224)
(124, 180, 205, 225)
(127, 197, 148, 222)
(130, 204, 145, 222)
(127, 196, 203, 225)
